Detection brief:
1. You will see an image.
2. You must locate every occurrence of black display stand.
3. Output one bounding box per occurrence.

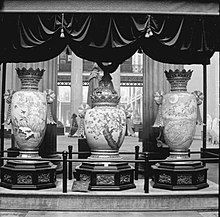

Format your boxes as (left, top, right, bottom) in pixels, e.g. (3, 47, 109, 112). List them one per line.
(75, 162, 135, 191)
(151, 160, 209, 190)
(78, 138, 91, 159)
(0, 160, 56, 190)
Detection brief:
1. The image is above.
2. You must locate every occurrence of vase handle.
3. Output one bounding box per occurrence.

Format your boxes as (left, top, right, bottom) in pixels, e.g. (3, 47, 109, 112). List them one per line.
(192, 90, 203, 125)
(44, 89, 56, 125)
(153, 91, 164, 127)
(4, 89, 15, 129)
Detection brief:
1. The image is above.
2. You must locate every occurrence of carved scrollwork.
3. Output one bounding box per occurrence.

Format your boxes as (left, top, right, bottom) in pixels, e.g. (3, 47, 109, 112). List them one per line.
(177, 174, 192, 185)
(3, 174, 12, 183)
(96, 174, 115, 185)
(158, 173, 171, 184)
(17, 174, 32, 184)
(120, 174, 131, 184)
(38, 173, 50, 183)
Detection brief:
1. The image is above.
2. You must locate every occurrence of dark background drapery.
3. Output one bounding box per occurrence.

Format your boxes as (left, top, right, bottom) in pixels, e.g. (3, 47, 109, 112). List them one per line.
(0, 13, 219, 65)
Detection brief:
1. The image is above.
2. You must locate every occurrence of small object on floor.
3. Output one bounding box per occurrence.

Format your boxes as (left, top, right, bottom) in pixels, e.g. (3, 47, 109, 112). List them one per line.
(71, 180, 89, 192)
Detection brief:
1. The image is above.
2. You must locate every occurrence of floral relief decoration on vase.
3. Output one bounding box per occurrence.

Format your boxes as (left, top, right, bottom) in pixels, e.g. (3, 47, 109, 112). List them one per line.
(85, 107, 126, 151)
(5, 67, 56, 155)
(84, 71, 126, 157)
(153, 69, 203, 153)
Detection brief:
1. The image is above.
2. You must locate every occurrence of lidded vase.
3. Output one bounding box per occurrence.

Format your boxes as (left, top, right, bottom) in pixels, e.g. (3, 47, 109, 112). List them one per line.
(84, 72, 126, 159)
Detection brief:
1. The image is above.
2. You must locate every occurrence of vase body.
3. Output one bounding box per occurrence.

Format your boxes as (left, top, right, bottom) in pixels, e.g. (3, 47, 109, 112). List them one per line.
(84, 73, 126, 158)
(11, 68, 47, 158)
(162, 69, 197, 153)
(162, 92, 197, 152)
(85, 106, 126, 157)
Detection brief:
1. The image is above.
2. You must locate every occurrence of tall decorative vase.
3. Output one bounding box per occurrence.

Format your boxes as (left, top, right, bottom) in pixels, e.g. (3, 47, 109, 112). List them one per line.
(0, 67, 57, 190)
(151, 69, 208, 190)
(75, 72, 135, 191)
(84, 77, 126, 159)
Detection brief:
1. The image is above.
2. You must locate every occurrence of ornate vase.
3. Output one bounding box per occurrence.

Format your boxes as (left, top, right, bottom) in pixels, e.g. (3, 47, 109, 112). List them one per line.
(84, 74, 126, 158)
(152, 69, 208, 190)
(154, 69, 202, 157)
(10, 68, 50, 159)
(1, 67, 57, 190)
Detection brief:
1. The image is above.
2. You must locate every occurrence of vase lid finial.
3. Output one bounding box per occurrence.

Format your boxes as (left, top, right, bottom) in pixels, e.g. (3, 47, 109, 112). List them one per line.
(91, 72, 120, 106)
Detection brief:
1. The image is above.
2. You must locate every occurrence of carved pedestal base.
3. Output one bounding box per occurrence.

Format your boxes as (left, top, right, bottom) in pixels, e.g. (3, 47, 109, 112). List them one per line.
(75, 162, 136, 191)
(0, 160, 57, 190)
(151, 161, 209, 190)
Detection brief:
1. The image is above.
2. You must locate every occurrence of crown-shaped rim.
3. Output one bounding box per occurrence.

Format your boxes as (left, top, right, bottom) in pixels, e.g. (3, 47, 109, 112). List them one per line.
(164, 69, 193, 79)
(165, 69, 193, 91)
(16, 67, 45, 77)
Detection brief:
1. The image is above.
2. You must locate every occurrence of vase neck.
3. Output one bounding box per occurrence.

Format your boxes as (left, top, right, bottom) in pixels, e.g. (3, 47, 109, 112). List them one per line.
(165, 69, 192, 92)
(16, 67, 44, 91)
(169, 79, 188, 92)
(20, 76, 40, 90)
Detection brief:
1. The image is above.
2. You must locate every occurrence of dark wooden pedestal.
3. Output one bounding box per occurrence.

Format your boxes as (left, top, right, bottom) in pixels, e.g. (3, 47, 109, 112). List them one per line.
(151, 161, 209, 190)
(0, 160, 57, 190)
(75, 162, 136, 191)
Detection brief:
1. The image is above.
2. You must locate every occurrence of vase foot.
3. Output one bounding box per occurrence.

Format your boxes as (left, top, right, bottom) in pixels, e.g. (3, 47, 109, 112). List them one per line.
(0, 160, 57, 190)
(74, 162, 136, 191)
(151, 160, 209, 190)
(90, 150, 121, 159)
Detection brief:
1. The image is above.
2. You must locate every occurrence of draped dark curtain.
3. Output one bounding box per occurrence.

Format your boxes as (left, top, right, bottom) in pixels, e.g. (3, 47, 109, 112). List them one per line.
(142, 15, 220, 64)
(0, 13, 219, 65)
(0, 13, 67, 63)
(65, 13, 147, 63)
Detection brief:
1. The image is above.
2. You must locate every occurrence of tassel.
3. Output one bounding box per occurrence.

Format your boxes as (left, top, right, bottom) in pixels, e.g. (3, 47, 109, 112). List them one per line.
(145, 15, 153, 38)
(60, 13, 65, 38)
(60, 29, 65, 38)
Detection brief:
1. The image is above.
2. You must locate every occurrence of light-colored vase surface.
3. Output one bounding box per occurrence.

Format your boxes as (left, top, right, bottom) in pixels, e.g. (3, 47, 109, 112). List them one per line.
(162, 92, 197, 152)
(8, 67, 49, 157)
(154, 69, 202, 154)
(85, 106, 126, 152)
(84, 72, 126, 158)
(11, 90, 47, 151)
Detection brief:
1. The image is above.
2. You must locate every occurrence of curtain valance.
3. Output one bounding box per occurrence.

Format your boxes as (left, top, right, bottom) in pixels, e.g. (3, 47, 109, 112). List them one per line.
(0, 13, 219, 65)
